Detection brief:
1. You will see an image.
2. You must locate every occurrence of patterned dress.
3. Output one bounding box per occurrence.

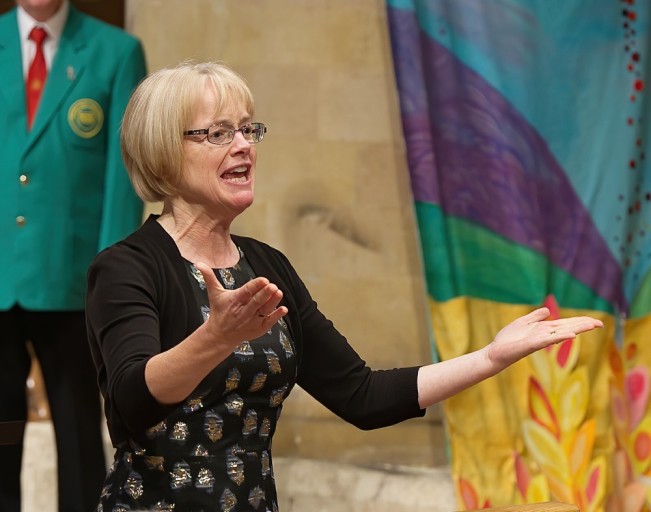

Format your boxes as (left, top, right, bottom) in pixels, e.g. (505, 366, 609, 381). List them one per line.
(97, 249, 297, 512)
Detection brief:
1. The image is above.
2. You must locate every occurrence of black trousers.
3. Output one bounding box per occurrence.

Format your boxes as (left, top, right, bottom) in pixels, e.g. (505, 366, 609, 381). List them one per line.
(0, 306, 106, 512)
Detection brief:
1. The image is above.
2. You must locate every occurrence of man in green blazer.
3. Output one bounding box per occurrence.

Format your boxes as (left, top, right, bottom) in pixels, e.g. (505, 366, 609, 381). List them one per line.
(0, 1, 146, 510)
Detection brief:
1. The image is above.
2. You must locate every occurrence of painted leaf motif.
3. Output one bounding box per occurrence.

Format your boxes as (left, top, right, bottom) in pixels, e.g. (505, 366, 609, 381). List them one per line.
(545, 470, 575, 505)
(458, 477, 479, 510)
(623, 482, 648, 512)
(581, 456, 607, 512)
(530, 349, 554, 392)
(625, 366, 649, 430)
(611, 449, 630, 500)
(525, 474, 551, 504)
(558, 366, 589, 434)
(522, 419, 570, 482)
(630, 415, 651, 475)
(608, 450, 647, 512)
(541, 295, 578, 372)
(543, 294, 560, 320)
(569, 418, 596, 477)
(529, 377, 560, 438)
(514, 452, 530, 499)
(554, 337, 579, 372)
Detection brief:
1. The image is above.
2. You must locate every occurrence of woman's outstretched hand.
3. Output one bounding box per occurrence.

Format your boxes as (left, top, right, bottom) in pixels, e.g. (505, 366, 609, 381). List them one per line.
(195, 262, 288, 349)
(417, 307, 604, 408)
(486, 307, 604, 371)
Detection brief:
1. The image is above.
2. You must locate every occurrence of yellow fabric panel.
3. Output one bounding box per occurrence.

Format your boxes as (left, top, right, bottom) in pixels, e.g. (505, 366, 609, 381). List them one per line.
(429, 296, 620, 510)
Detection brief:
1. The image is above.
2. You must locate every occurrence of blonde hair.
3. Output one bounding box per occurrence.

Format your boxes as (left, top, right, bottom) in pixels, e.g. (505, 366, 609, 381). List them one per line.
(120, 61, 255, 202)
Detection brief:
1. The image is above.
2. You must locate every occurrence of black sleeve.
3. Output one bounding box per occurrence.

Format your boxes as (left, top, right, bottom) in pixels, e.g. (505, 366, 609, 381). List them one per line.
(86, 246, 177, 439)
(276, 251, 426, 430)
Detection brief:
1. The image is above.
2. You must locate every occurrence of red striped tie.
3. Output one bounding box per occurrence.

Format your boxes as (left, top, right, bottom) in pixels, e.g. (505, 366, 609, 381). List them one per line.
(26, 26, 48, 130)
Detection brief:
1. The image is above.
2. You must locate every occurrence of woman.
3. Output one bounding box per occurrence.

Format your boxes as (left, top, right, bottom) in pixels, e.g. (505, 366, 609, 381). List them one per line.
(86, 61, 603, 511)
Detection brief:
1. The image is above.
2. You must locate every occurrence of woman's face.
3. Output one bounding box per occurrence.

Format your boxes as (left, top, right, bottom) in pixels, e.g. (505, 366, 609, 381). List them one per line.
(179, 85, 257, 221)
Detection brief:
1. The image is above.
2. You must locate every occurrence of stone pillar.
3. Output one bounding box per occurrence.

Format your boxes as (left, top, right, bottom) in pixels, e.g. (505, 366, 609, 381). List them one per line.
(127, 0, 445, 467)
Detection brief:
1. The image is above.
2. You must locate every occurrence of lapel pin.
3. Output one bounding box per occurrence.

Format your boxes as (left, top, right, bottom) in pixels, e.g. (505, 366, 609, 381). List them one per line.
(67, 66, 75, 81)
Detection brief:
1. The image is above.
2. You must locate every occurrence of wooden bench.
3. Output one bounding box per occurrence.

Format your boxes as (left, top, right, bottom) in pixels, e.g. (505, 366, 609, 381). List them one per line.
(465, 502, 579, 512)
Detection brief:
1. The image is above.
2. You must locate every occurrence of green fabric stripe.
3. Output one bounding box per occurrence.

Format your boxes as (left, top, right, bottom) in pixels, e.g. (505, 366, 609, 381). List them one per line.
(630, 271, 651, 319)
(415, 202, 613, 313)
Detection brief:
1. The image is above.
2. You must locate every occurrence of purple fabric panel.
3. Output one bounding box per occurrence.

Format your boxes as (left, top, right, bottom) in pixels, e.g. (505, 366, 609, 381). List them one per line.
(388, 11, 442, 205)
(388, 7, 626, 310)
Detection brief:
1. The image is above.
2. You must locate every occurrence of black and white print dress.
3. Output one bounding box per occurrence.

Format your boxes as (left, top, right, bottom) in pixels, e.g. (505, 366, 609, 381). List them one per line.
(97, 248, 297, 512)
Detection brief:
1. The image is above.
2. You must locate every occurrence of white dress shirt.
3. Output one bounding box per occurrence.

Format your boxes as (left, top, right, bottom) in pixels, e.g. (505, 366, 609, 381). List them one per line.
(17, 0, 70, 78)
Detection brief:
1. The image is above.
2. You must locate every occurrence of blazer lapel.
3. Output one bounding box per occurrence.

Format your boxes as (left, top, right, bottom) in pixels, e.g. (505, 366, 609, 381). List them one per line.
(0, 10, 29, 137)
(27, 7, 86, 143)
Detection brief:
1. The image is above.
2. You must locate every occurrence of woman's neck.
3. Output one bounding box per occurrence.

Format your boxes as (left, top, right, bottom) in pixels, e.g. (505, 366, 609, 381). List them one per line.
(157, 204, 239, 269)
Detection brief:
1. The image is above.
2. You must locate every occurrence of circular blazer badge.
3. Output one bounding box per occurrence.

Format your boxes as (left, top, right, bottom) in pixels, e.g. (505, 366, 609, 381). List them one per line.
(68, 98, 104, 138)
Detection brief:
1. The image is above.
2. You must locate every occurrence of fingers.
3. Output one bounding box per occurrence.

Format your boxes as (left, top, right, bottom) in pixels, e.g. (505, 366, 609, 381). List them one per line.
(224, 276, 286, 324)
(195, 264, 284, 320)
(517, 307, 550, 324)
(256, 286, 284, 317)
(520, 306, 603, 334)
(549, 316, 603, 330)
(236, 278, 277, 309)
(542, 316, 603, 344)
(261, 305, 289, 328)
(195, 262, 224, 291)
(556, 316, 603, 334)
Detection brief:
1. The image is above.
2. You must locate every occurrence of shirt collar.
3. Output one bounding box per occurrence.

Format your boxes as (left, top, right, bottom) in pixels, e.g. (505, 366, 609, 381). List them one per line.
(17, 0, 70, 44)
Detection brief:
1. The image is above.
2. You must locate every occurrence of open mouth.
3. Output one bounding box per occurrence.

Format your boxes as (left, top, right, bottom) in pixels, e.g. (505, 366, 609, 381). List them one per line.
(221, 166, 250, 183)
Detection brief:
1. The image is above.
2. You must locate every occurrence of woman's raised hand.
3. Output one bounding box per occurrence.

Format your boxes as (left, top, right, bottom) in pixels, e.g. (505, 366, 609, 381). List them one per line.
(195, 262, 288, 348)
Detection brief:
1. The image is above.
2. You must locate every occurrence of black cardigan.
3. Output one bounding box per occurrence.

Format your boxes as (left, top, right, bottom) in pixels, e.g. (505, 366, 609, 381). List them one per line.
(86, 215, 425, 445)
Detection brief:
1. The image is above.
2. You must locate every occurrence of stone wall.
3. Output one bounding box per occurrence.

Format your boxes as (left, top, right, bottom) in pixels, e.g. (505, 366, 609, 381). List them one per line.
(127, 0, 446, 468)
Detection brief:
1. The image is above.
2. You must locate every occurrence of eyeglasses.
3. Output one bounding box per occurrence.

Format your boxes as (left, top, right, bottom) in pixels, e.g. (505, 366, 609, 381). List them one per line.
(183, 122, 267, 145)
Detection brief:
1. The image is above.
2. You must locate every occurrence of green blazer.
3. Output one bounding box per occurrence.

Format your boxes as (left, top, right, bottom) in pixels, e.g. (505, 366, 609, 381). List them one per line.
(0, 6, 147, 311)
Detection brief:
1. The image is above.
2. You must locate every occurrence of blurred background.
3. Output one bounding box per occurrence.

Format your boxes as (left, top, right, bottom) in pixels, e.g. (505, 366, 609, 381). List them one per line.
(4, 1, 651, 511)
